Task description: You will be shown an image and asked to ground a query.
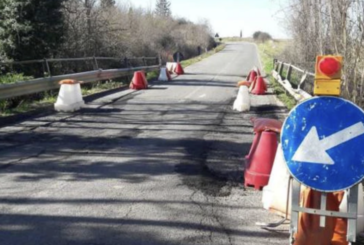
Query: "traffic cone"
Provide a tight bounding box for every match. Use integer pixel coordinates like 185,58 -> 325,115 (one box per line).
158,68 -> 171,81
233,85 -> 250,112
175,62 -> 184,75
247,70 -> 258,83
54,79 -> 84,112
251,76 -> 267,95
244,131 -> 278,190
249,77 -> 257,92
130,71 -> 148,90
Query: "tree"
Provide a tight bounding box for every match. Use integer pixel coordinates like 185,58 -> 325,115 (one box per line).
252,31 -> 271,42
282,0 -> 364,107
0,0 -> 65,62
100,0 -> 115,8
155,0 -> 171,17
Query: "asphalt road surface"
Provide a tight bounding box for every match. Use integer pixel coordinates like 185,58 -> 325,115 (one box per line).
0,42 -> 289,245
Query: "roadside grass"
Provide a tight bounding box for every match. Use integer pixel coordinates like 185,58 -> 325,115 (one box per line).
221,37 -> 254,42
180,44 -> 226,68
146,70 -> 159,80
257,40 -> 297,110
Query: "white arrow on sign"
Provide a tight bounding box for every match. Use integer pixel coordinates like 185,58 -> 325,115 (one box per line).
292,122 -> 364,164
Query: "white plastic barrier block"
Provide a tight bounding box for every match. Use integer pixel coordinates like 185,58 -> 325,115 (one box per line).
158,68 -> 170,81
262,143 -> 291,216
166,62 -> 177,74
233,85 -> 250,112
54,83 -> 85,112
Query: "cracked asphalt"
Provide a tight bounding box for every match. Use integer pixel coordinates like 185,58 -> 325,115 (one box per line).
0,42 -> 290,245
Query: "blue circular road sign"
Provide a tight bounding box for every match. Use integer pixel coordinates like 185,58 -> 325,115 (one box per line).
281,96 -> 364,192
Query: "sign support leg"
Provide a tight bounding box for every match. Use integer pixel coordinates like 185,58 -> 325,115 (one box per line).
347,184 -> 358,242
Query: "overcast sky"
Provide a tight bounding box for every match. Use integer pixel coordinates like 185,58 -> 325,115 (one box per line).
116,0 -> 289,39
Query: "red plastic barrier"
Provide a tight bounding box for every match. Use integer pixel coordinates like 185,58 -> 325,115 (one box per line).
251,118 -> 283,134
244,131 -> 278,190
249,77 -> 257,92
167,70 -> 172,80
130,71 -> 148,90
248,70 -> 257,83
245,132 -> 261,162
251,76 -> 266,95
175,63 -> 184,75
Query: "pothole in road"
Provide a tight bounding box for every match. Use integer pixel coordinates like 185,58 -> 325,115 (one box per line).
175,161 -> 231,197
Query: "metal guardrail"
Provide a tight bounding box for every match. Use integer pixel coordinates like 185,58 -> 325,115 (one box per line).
0,65 -> 160,100
272,59 -> 313,102
0,56 -> 159,77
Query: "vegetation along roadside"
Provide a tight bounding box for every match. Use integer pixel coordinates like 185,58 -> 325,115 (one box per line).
257,40 -> 297,110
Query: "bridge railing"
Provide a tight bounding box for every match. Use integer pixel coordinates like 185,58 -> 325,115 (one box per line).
0,56 -> 161,100
272,59 -> 314,102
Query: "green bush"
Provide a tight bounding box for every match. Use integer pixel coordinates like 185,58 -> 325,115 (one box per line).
0,73 -> 33,84
0,73 -> 34,113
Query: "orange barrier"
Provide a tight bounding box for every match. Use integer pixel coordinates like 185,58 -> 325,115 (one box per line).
237,80 -> 250,87
59,79 -> 79,84
294,187 -> 347,245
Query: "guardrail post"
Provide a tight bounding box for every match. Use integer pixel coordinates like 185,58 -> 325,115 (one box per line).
44,58 -> 51,77
93,57 -> 99,70
278,62 -> 284,76
273,58 -> 277,71
142,57 -> 146,66
124,57 -> 130,83
274,61 -> 279,72
157,56 -> 160,66
287,65 -> 292,80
